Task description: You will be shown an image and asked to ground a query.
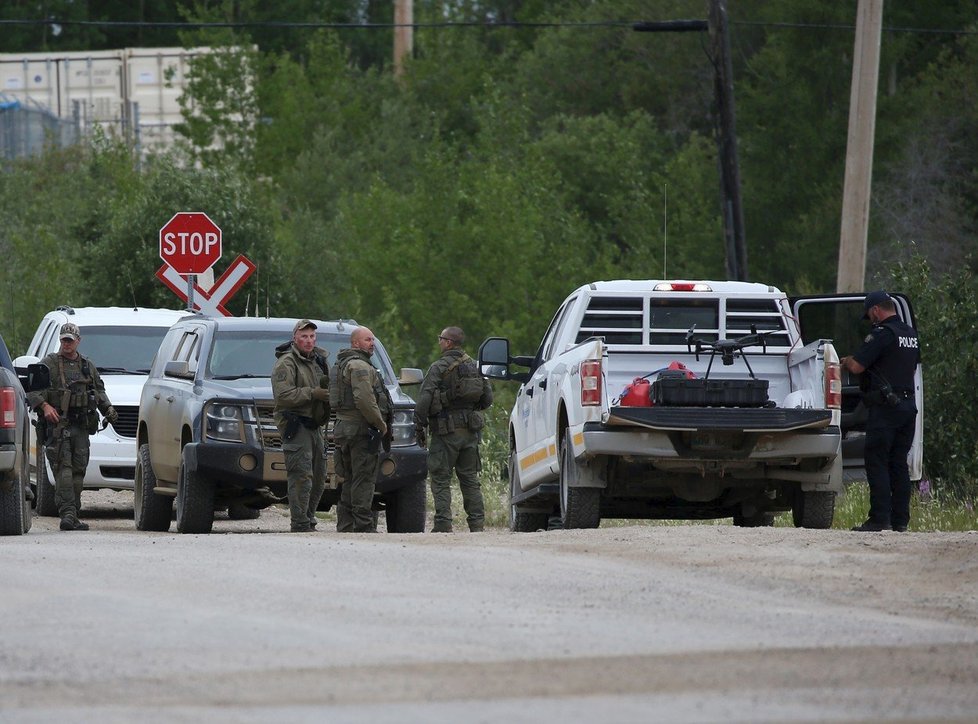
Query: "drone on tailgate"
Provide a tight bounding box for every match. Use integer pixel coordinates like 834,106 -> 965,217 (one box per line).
685,324 -> 778,379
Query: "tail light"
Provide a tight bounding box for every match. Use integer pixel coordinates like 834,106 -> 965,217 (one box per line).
653,282 -> 712,292
825,361 -> 841,410
1,388 -> 15,429
581,360 -> 602,407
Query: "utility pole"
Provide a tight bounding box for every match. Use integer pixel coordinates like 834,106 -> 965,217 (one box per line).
393,0 -> 413,78
709,0 -> 747,281
837,0 -> 883,292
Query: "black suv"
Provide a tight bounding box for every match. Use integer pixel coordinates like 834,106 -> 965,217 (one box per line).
135,316 -> 427,533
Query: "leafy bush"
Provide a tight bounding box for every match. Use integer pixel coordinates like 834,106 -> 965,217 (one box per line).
887,253 -> 978,500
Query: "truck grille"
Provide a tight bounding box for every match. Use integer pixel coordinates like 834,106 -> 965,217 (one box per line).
255,403 -> 336,462
109,405 -> 139,438
256,404 -> 282,449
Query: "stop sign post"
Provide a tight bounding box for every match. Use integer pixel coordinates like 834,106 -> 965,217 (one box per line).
159,212 -> 222,311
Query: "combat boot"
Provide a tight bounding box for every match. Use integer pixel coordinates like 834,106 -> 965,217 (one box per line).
431,522 -> 453,533
468,522 -> 484,532
60,514 -> 89,531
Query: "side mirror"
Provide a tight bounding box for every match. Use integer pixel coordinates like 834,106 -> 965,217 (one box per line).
25,363 -> 50,392
479,338 -> 533,383
398,367 -> 423,386
478,337 -> 510,367
164,360 -> 193,379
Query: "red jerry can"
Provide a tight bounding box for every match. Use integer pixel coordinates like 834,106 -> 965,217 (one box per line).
620,377 -> 652,407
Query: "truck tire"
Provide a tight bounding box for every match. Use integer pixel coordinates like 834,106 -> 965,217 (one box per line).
0,445 -> 30,535
175,449 -> 215,534
34,444 -> 58,517
134,443 -> 172,532
559,431 -> 600,529
792,490 -> 836,529
385,480 -> 426,533
509,450 -> 548,533
227,503 -> 261,520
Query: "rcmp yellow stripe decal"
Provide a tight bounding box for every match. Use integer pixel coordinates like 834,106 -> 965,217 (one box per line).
573,432 -> 584,447
520,448 -> 549,471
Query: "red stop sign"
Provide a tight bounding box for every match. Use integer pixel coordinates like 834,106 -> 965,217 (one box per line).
159,212 -> 223,275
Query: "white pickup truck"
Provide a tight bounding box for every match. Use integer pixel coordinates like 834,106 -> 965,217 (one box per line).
479,280 -> 923,530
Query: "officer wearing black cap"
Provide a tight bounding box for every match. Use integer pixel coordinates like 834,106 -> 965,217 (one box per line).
841,291 -> 921,532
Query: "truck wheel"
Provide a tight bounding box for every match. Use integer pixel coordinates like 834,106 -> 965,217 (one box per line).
34,444 -> 58,517
134,443 -> 172,532
792,490 -> 836,529
175,449 -> 215,534
228,503 -> 261,520
733,509 -> 775,527
385,480 -> 426,533
509,450 -> 548,532
0,446 -> 30,535
559,431 -> 600,529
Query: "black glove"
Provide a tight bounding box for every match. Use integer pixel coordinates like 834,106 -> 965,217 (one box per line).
105,406 -> 119,424
415,425 -> 427,449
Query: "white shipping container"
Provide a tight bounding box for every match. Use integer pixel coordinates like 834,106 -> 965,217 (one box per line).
0,46 -> 226,153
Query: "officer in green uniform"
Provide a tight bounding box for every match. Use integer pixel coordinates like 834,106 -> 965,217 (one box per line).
26,322 -> 118,531
414,326 -> 493,533
329,326 -> 391,533
272,319 -> 331,533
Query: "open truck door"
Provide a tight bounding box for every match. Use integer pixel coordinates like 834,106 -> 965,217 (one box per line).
790,293 -> 923,481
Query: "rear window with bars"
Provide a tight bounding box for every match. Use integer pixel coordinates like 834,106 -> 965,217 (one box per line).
725,298 -> 791,347
576,296 -> 643,345
573,293 -> 793,348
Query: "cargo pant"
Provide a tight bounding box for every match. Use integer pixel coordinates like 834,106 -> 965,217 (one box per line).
282,425 -> 326,532
428,428 -> 484,531
334,420 -> 379,532
45,421 -> 89,520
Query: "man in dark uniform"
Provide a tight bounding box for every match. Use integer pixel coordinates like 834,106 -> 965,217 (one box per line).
414,326 -> 493,533
329,327 -> 391,533
26,322 -> 118,531
841,291 -> 921,532
272,319 -> 330,532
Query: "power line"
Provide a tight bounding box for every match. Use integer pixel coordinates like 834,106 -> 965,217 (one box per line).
0,17 -> 974,36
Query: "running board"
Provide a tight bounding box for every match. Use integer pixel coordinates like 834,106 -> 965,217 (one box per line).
511,482 -> 559,507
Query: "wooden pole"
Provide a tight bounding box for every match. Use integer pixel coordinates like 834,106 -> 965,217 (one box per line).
393,0 -> 413,78
837,0 -> 883,292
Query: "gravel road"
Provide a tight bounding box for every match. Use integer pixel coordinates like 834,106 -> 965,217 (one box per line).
2,492 -> 976,723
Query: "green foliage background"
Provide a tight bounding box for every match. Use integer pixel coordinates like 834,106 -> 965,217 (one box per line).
2,1 -> 977,498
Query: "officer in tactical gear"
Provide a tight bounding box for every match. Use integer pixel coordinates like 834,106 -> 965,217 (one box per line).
329,326 -> 391,533
842,291 -> 921,533
26,322 -> 118,531
414,326 -> 493,533
272,319 -> 331,532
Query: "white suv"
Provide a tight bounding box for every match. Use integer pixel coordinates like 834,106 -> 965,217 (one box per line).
14,306 -> 192,514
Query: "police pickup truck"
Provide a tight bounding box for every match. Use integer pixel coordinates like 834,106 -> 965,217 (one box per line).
480,280 -> 923,530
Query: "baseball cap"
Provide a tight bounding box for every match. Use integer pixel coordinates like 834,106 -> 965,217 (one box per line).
862,290 -> 891,319
59,322 -> 81,341
293,319 -> 317,334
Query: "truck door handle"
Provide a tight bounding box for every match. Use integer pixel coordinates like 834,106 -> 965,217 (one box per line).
525,387 -> 534,398
538,379 -> 548,390
153,394 -> 160,400
166,396 -> 175,403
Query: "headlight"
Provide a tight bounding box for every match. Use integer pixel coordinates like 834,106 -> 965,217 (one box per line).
205,404 -> 255,442
390,409 -> 416,447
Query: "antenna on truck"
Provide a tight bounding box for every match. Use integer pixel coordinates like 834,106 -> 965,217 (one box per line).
663,183 -> 668,278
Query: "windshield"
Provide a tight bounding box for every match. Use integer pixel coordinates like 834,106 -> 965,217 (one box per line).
207,330 -> 395,383
78,326 -> 175,373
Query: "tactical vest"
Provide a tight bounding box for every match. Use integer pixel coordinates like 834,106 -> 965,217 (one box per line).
329,357 -> 355,411
329,353 -> 389,415
871,318 -> 920,391
50,354 -> 94,413
442,353 -> 484,409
